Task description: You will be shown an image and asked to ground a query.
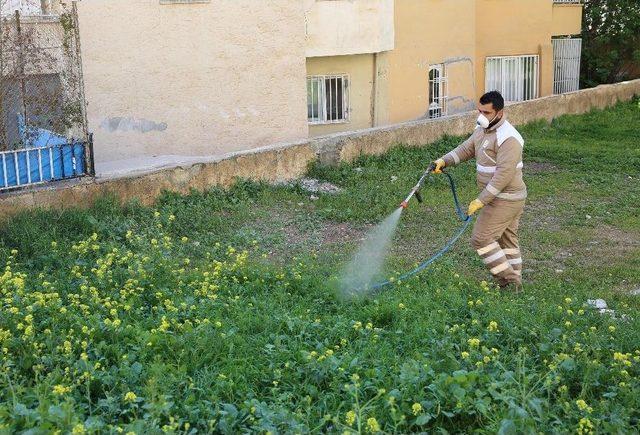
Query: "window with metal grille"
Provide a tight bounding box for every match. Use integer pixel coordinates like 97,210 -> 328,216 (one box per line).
485,55 -> 539,102
553,37 -> 582,94
307,75 -> 349,124
428,64 -> 448,118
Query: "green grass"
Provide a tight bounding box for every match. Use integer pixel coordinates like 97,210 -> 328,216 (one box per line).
0,99 -> 639,434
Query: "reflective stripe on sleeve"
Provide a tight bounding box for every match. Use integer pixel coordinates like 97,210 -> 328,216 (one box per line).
477,164 -> 496,173
486,184 -> 501,196
496,190 -> 527,201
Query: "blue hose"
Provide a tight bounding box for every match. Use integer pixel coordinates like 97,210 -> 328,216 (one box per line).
368,171 -> 472,291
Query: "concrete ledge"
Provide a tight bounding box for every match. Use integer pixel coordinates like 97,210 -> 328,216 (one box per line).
1,79 -> 639,220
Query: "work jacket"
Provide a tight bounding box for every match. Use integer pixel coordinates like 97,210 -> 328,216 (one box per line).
441,116 -> 527,204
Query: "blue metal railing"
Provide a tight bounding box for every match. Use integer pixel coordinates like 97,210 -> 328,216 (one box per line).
0,141 -> 90,191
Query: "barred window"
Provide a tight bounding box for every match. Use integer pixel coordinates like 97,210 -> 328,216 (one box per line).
307,75 -> 350,124
485,55 -> 539,102
428,64 -> 447,119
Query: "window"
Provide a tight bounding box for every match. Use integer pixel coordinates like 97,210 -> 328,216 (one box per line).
307,74 -> 349,124
485,55 -> 539,102
428,64 -> 447,118
552,37 -> 581,94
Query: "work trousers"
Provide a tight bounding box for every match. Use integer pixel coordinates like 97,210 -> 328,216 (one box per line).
470,199 -> 525,286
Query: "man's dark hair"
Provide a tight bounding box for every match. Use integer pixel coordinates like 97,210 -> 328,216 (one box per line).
479,91 -> 505,111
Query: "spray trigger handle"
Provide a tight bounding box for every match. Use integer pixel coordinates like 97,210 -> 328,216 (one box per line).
414,190 -> 423,203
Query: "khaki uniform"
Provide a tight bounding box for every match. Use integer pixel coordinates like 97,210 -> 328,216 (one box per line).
440,117 -> 526,285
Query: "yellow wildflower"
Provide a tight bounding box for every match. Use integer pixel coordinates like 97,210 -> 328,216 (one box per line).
576,399 -> 592,413
123,391 -> 137,403
467,338 -> 480,348
577,417 -> 594,435
412,402 -> 422,415
366,417 -> 380,433
52,384 -> 71,395
345,410 -> 356,426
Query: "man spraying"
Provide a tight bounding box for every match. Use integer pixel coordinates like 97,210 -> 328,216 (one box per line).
433,91 -> 526,292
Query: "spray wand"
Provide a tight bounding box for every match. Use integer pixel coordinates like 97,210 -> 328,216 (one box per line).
355,163 -> 472,293
399,162 -> 436,209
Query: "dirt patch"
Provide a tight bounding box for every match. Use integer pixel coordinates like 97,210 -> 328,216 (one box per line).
321,222 -> 370,245
591,225 -> 640,248
245,206 -> 370,262
524,162 -> 560,174
580,226 -> 640,272
521,198 -> 564,231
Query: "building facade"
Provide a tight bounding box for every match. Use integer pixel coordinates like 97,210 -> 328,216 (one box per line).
1,0 -> 583,179
307,0 -> 583,136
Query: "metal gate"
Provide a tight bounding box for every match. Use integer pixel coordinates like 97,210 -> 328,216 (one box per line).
553,37 -> 582,95
0,2 -> 93,191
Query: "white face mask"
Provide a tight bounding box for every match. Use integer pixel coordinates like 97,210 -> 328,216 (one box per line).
477,113 -> 499,129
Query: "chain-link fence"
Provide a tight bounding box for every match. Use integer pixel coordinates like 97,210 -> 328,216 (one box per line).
0,0 -> 93,190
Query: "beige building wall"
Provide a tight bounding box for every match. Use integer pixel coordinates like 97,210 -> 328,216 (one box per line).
75,0 -> 583,173
552,3 -> 583,36
76,0 -> 308,176
304,0 -> 394,57
306,54 -> 375,137
308,0 -> 583,131
376,0 -> 478,126
475,0 -> 583,100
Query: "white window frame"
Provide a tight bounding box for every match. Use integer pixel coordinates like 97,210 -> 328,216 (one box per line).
428,64 -> 448,119
485,55 -> 539,102
552,37 -> 582,95
307,74 -> 350,125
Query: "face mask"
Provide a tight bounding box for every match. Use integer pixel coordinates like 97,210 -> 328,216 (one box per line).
477,113 -> 499,129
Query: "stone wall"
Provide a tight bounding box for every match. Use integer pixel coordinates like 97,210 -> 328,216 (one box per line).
1,79 -> 638,220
